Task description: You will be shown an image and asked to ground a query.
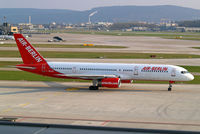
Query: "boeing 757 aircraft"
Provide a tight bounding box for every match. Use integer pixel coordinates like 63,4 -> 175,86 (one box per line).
14,34 -> 194,91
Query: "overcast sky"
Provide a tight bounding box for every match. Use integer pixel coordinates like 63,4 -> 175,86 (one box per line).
1,0 -> 200,11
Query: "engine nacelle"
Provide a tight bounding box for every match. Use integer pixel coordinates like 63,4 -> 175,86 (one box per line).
99,78 -> 121,88
121,80 -> 133,83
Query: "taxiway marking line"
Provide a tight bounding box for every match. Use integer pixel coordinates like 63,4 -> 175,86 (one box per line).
39,98 -> 47,101
101,120 -> 110,126
53,92 -> 62,96
16,118 -> 26,122
65,88 -> 79,91
34,128 -> 47,134
19,103 -> 30,107
2,108 -> 12,113
65,87 -> 86,91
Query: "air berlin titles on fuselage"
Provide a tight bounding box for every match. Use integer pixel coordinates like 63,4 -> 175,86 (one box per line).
142,66 -> 168,72
17,38 -> 43,63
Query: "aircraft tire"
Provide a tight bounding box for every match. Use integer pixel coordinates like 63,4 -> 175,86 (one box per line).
168,88 -> 172,91
89,86 -> 99,90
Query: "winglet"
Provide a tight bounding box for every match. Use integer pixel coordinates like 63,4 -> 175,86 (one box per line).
14,34 -> 46,64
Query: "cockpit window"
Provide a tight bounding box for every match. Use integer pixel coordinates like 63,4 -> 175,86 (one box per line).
181,71 -> 189,74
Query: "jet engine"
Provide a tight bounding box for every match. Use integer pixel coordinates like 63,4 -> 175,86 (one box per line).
99,78 -> 121,88
121,80 -> 133,83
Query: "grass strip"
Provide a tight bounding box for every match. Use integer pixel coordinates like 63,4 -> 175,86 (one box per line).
0,61 -> 22,67
1,50 -> 200,59
0,43 -> 126,49
180,66 -> 200,73
192,47 -> 200,50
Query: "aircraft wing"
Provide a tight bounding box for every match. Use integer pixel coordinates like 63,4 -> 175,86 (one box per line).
57,74 -> 118,80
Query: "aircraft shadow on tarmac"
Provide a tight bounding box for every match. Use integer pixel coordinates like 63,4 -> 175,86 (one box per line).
75,88 -> 167,92
0,82 -> 167,95
42,82 -> 168,92
0,87 -> 65,95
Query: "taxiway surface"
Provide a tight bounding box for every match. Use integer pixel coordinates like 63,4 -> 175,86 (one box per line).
3,33 -> 200,55
1,33 -> 200,132
0,81 -> 200,131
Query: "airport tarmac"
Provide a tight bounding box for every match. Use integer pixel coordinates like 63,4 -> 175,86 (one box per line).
3,33 -> 200,55
0,81 -> 200,131
1,33 -> 200,132
1,57 -> 200,66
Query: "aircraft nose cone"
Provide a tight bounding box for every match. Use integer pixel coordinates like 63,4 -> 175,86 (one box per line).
188,74 -> 194,81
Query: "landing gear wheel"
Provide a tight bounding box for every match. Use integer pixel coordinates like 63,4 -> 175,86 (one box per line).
168,82 -> 173,91
89,86 -> 99,90
89,86 -> 94,90
95,86 -> 99,90
89,80 -> 99,90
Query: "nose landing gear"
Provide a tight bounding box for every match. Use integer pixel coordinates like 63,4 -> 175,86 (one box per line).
168,81 -> 175,91
168,83 -> 172,91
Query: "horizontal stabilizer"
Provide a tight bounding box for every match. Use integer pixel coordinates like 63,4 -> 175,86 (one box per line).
9,65 -> 36,70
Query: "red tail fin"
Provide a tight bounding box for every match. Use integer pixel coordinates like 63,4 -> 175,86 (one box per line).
14,34 -> 46,64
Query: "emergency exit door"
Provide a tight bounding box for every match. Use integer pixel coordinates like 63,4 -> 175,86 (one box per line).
134,66 -> 139,75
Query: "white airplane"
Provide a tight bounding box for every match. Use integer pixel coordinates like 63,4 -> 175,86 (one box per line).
13,34 -> 194,91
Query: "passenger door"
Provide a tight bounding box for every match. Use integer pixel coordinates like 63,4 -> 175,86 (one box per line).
72,67 -> 77,73
171,68 -> 176,77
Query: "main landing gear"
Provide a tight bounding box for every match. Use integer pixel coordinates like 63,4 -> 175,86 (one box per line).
89,86 -> 99,90
168,81 -> 175,91
89,80 -> 99,90
168,83 -> 172,91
